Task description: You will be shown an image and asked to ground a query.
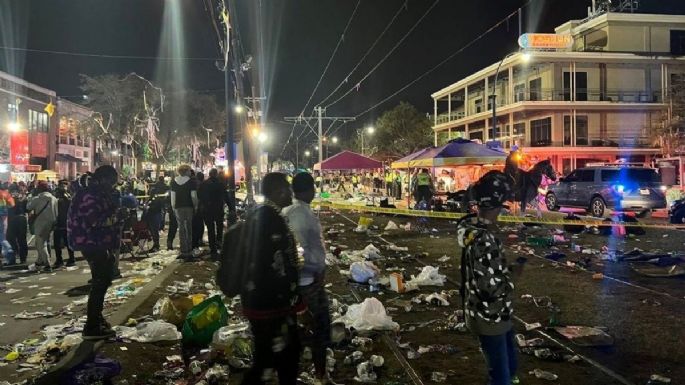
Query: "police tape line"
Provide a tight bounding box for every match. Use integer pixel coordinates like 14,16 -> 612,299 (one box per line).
315,201 -> 685,230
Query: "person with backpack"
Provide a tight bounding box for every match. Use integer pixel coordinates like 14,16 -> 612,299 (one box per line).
217,172 -> 304,385
283,172 -> 330,384
171,165 -> 197,260
27,181 -> 58,272
53,180 -> 75,268
68,165 -> 124,340
198,168 -> 226,257
457,170 -> 521,385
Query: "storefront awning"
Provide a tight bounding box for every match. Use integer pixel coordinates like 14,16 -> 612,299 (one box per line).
55,153 -> 84,163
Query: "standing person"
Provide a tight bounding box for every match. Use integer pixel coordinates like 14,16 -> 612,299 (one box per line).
283,173 -> 330,384
192,171 -> 205,250
68,165 -> 123,340
7,183 -> 28,265
394,171 -> 403,200
199,169 -> 226,257
230,173 -> 303,385
170,165 -> 197,260
27,181 -> 58,272
416,168 -> 434,207
147,177 -> 168,253
385,171 -> 393,197
457,171 -> 519,385
53,180 -> 75,268
0,183 -> 15,265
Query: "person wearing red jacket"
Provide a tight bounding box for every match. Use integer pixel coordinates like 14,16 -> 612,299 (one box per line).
0,183 -> 15,266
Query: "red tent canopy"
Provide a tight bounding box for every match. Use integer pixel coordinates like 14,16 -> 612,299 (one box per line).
314,150 -> 382,171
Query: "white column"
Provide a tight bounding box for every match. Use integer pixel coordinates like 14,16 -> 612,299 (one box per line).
464,86 -> 469,116
485,117 -> 490,142
434,131 -> 438,147
448,93 -> 452,120
484,77 -> 489,110
433,98 -> 438,126
508,65 -> 514,104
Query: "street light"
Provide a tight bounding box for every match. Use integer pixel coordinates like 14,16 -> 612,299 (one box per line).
491,51 -> 530,145
359,126 -> 375,155
7,122 -> 20,132
367,126 -> 375,134
304,150 -> 311,157
234,105 -> 245,114
257,131 -> 268,144
332,136 -> 339,144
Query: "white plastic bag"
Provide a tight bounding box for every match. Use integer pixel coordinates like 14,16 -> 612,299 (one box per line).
335,297 -> 399,331
406,266 -> 446,287
362,244 -> 382,260
350,262 -> 380,284
115,320 -> 181,342
384,221 -> 399,231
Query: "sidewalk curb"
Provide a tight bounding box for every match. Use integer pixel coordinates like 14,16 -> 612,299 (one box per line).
33,259 -> 182,385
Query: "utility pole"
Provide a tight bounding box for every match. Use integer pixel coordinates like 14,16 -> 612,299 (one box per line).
221,4 -> 237,223
284,108 -> 355,193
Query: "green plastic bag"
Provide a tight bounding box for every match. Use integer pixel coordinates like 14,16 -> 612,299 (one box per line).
181,295 -> 229,346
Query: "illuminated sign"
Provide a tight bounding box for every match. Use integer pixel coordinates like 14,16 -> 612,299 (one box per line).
518,33 -> 574,49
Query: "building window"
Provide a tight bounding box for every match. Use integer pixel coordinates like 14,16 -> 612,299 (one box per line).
671,30 -> 685,56
514,84 -> 525,102
83,150 -> 89,159
513,122 -> 525,136
469,130 -> 483,141
8,103 -> 18,121
474,98 -> 483,113
529,78 -> 541,101
28,110 -> 48,132
563,72 -> 588,101
564,116 -> 589,146
530,117 -> 552,147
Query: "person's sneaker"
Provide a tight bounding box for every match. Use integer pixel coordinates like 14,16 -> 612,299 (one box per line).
149,245 -> 160,253
112,272 -> 123,280
167,244 -> 174,251
82,325 -> 116,341
52,261 -> 64,269
66,261 -> 76,267
42,265 -> 52,273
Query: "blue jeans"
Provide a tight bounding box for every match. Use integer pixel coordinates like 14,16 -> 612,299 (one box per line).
478,329 -> 518,385
0,216 -> 15,264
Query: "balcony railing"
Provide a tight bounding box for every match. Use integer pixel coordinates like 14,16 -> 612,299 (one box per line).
517,136 -> 654,148
436,88 -> 665,125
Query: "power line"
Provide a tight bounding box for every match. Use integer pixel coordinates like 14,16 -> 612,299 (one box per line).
324,0 -> 440,110
0,45 -> 220,61
297,0 -> 362,117
315,0 -> 407,108
352,1 -> 533,120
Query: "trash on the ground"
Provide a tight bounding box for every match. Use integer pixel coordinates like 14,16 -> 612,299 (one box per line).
355,217 -> 373,233
424,292 -> 450,307
354,361 -> 377,383
205,364 -> 230,383
386,244 -> 409,252
62,354 -> 122,385
405,266 -> 446,289
14,310 -> 56,319
384,221 -> 399,231
350,261 -> 380,284
417,344 -> 458,355
344,351 -> 365,365
182,295 -> 229,346
389,273 -> 405,293
370,355 -> 384,367
525,322 -> 542,331
335,297 -> 399,331
189,360 -> 202,375
592,273 -> 604,280
530,368 -> 558,381
431,372 -> 448,382
115,320 -> 181,343
400,222 -> 412,231
630,263 -> 685,278
553,326 -> 614,347
437,255 -> 451,263
649,374 -> 672,384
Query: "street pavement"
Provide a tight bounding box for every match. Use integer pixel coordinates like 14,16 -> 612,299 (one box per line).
0,232 -> 179,382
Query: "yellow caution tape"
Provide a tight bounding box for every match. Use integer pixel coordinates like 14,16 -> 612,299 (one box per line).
315,200 -> 684,230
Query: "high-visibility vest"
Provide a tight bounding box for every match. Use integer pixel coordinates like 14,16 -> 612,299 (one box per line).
385,173 -> 393,183
417,173 -> 431,186
351,176 -> 358,184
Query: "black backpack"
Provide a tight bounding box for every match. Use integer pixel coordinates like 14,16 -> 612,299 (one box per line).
216,220 -> 248,297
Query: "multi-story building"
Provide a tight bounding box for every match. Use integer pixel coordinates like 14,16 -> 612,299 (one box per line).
0,70 -> 57,179
56,98 -> 96,179
431,11 -> 685,175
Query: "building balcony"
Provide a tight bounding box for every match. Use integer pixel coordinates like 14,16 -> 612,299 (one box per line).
518,136 -> 654,149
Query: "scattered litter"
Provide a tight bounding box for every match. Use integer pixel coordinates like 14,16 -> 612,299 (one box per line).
649,374 -> 672,384
63,355 -> 121,385
388,273 -> 405,293
386,244 -> 408,252
530,368 -> 558,381
438,255 -> 451,263
592,273 -> 604,280
335,297 -> 399,331
14,311 -> 56,320
355,217 -> 373,233
553,326 -> 614,347
525,322 -> 542,331
384,221 -> 399,231
405,266 -> 446,289
115,320 -> 181,342
354,361 -> 377,382
431,372 -> 448,382
182,295 -> 229,347
350,261 -> 380,284
424,292 -> 450,307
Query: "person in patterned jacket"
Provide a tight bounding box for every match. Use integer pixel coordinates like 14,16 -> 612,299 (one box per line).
457,170 -> 521,385
68,166 -> 124,340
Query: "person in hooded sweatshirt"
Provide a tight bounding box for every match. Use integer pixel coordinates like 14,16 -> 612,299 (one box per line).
170,164 -> 198,260
27,181 -> 58,272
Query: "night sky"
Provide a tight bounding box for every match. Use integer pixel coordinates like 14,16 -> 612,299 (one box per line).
2,0 -> 685,153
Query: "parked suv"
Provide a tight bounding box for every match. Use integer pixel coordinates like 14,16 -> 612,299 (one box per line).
545,165 -> 667,217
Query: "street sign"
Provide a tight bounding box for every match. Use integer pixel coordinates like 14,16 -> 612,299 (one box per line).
518,33 -> 573,49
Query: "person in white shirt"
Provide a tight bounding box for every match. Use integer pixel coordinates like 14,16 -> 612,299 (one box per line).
283,172 -> 330,384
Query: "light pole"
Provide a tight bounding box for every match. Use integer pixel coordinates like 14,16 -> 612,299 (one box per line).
359,126 -> 375,155
491,52 -> 530,145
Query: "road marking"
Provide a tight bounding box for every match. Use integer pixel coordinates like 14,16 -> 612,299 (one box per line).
330,209 -> 635,385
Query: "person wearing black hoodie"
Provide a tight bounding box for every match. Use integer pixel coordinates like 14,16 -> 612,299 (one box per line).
198,168 -> 226,256
53,180 -> 75,268
192,171 -> 205,250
